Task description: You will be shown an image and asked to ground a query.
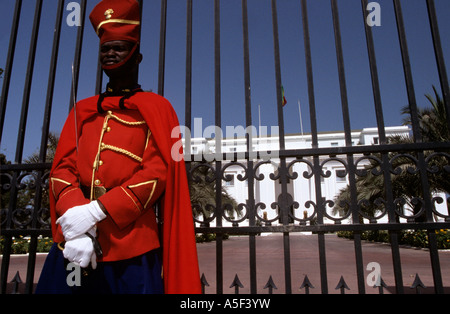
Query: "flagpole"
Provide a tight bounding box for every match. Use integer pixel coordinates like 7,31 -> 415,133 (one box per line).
298,99 -> 304,138
258,103 -> 262,139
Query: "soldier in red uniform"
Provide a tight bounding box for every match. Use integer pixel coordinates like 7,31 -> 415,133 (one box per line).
36,0 -> 201,294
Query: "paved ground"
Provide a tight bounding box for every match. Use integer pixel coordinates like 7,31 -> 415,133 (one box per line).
2,233 -> 450,294
197,233 -> 450,294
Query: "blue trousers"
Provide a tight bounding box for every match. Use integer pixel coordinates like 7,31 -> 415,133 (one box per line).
35,243 -> 164,294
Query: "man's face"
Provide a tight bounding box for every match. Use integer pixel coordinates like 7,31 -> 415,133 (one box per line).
100,40 -> 134,68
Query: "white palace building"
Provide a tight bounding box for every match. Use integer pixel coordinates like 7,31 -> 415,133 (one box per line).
183,126 -> 449,227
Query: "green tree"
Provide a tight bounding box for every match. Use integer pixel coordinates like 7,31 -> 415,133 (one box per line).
402,86 -> 449,142
23,132 -> 59,164
1,133 -> 59,229
188,162 -> 241,223
333,87 -> 449,221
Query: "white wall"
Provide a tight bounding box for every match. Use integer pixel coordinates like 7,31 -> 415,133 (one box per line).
187,126 -> 449,227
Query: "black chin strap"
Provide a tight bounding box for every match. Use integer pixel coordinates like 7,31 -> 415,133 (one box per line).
97,84 -> 143,113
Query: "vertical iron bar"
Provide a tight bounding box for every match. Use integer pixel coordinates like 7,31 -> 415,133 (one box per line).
300,0 -> 328,294
0,236 -> 13,294
39,0 -> 64,163
271,0 -> 291,294
69,0 -> 87,111
361,0 -> 404,294
157,0 -> 167,96
185,0 -> 193,168
270,0 -> 285,151
394,0 -> 443,294
418,152 -> 444,292
24,0 -> 65,295
184,1 -> 196,291
242,0 -> 252,142
241,0 -> 257,294
25,236 -> 38,294
1,0 -> 36,295
426,0 -> 450,133
215,0 -> 221,130
300,0 -> 318,149
184,0 -> 193,219
427,230 -> 444,293
0,0 -> 22,142
184,0 -> 193,253
360,0 -> 386,143
330,0 -> 365,294
330,0 -> 351,142
185,0 -> 193,132
14,0 -> 43,164
392,0 -> 422,143
214,0 -> 223,294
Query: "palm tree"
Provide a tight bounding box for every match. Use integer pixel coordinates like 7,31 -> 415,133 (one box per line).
188,162 -> 241,223
401,86 -> 449,142
333,87 -> 449,222
23,132 -> 59,164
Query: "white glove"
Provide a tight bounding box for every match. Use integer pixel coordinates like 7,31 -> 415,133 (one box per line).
63,228 -> 98,269
56,201 -> 107,241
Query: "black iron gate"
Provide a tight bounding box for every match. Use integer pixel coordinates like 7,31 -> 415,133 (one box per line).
1,0 -> 450,294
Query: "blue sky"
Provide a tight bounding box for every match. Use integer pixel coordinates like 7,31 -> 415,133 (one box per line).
1,0 -> 450,161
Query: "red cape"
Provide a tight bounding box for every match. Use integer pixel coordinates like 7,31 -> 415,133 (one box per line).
49,92 -> 201,294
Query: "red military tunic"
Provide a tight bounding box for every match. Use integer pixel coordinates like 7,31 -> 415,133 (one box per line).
49,91 -> 201,294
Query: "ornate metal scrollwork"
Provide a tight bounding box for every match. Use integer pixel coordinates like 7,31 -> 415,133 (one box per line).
390,153 -> 420,175
223,203 -> 248,227
192,203 -> 217,227
357,198 -> 388,223
253,160 -> 273,181
286,158 -> 314,180
425,152 -> 450,174
188,162 -> 218,227
394,197 -> 425,222
431,196 -> 450,222
354,155 -> 383,177
322,199 -> 351,224
1,169 -> 51,230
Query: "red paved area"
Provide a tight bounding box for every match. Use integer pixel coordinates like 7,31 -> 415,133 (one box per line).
196,233 -> 450,294
2,233 -> 450,294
